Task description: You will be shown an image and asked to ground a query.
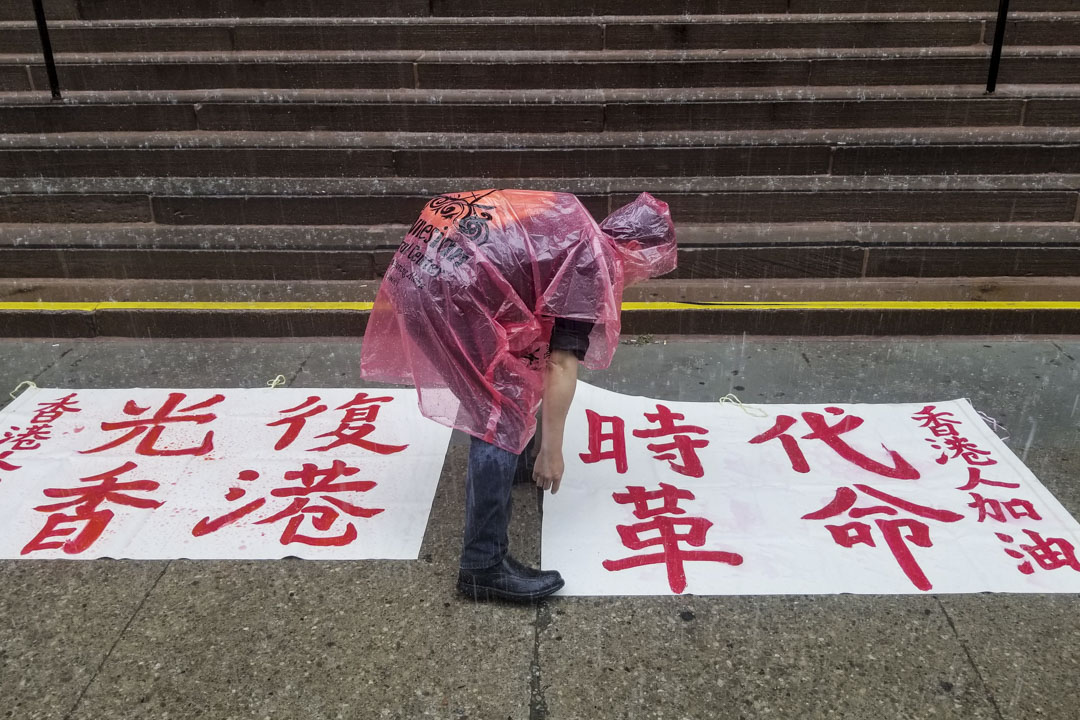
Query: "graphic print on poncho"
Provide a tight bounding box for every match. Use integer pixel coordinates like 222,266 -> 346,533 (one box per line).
393,191 -> 497,285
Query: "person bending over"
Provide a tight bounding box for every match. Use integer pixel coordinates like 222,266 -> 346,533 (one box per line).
361,189 -> 677,602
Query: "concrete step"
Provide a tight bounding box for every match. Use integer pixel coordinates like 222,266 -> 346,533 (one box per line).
7,221 -> 1079,251
2,128 -> 1078,177
3,276 -> 1078,338
3,219 -> 1080,281
4,47 -> 1079,92
4,0 -> 1076,22
4,86 -> 1079,133
10,276 -> 1080,304
1,175 -> 1076,225
8,14 -> 1079,53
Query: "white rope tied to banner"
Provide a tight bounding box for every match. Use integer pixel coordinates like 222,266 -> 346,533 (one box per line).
9,380 -> 38,400
976,409 -> 1011,441
266,375 -> 287,389
718,393 -> 768,418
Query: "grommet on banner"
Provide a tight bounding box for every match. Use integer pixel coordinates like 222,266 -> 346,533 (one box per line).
266,375 -> 287,389
718,393 -> 768,418
9,380 -> 38,400
976,409 -> 1011,441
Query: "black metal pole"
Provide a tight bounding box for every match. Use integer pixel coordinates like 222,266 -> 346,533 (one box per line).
31,0 -> 62,99
986,0 -> 1011,93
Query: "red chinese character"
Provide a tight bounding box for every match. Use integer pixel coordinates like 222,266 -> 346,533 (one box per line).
30,393 -> 81,425
21,461 -> 163,555
0,424 -> 53,451
81,392 -> 225,457
0,450 -> 20,472
803,484 -> 963,591
967,493 -> 1042,523
193,460 -> 383,546
998,530 -> 1080,575
632,404 -> 709,478
578,409 -> 628,473
602,484 -> 743,594
267,396 -> 328,451
257,460 -> 383,546
192,469 -> 266,537
956,466 -> 1019,492
612,482 -> 694,519
930,435 -> 996,467
307,393 -> 407,455
911,405 -> 961,437
750,408 -> 920,480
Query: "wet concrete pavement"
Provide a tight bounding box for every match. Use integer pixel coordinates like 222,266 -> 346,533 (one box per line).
0,335 -> 1077,720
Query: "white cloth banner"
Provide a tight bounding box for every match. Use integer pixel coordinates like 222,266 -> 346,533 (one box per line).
0,387 -> 451,560
543,383 -> 1080,596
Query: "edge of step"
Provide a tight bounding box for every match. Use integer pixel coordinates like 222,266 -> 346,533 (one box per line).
6,276 -> 1080,303
5,45 -> 1080,64
5,0 -> 1078,21
5,12 -> 1076,28
3,222 -> 1079,251
3,175 -> 1077,195
4,127 -> 1080,148
4,85 -> 1080,104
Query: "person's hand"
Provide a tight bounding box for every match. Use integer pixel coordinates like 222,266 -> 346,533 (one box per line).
533,446 -> 565,494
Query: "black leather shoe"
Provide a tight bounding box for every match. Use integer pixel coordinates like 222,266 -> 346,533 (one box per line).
504,554 -> 551,578
457,556 -> 564,602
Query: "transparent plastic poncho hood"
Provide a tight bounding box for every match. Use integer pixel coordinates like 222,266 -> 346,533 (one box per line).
360,189 -> 677,453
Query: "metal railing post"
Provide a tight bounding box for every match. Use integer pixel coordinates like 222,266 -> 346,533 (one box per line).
31,0 -> 62,99
986,0 -> 1011,93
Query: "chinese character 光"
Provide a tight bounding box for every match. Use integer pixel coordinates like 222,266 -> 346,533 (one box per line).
81,392 -> 225,457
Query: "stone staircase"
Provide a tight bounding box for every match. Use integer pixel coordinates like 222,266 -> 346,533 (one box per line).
1,0 -> 1078,337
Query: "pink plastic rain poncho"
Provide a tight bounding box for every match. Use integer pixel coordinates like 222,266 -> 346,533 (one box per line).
360,189 -> 677,453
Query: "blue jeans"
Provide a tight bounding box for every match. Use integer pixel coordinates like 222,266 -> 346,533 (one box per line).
460,435 -> 533,570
